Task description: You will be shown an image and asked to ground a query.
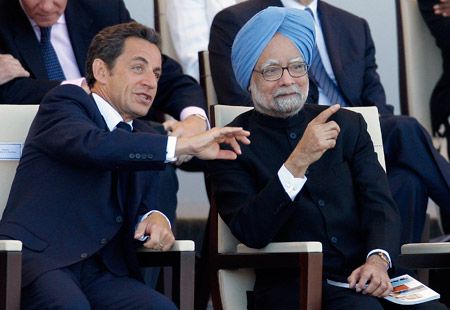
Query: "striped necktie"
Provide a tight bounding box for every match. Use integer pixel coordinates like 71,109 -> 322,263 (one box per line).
305,8 -> 346,106
39,27 -> 66,80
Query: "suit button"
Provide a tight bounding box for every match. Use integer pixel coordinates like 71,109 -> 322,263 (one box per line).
331,236 -> 338,244
289,132 -> 297,139
81,253 -> 88,258
141,154 -> 147,159
147,154 -> 153,159
135,153 -> 141,159
100,238 -> 108,244
129,153 -> 135,159
318,200 -> 325,207
116,216 -> 123,223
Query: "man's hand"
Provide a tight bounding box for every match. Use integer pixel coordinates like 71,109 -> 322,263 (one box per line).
134,212 -> 175,251
176,127 -> 250,160
434,0 -> 450,17
348,255 -> 392,297
163,114 -> 208,138
0,54 -> 30,85
164,114 -> 208,164
285,104 -> 340,177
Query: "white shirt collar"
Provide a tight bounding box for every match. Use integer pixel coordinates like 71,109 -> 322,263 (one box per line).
280,0 -> 318,22
92,93 -> 133,132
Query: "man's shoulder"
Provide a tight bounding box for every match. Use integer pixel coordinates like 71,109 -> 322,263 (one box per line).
40,85 -> 93,112
319,1 -> 367,24
214,0 -> 282,26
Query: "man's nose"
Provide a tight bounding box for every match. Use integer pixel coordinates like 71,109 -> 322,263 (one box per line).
142,72 -> 158,88
278,68 -> 296,86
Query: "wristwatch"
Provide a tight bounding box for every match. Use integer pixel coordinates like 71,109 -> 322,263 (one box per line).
373,252 -> 390,269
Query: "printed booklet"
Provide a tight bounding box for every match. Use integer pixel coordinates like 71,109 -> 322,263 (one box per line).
327,274 -> 440,305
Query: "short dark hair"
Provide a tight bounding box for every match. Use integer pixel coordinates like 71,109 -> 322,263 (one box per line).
85,22 -> 161,88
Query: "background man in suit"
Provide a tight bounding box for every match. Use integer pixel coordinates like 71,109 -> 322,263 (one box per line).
0,53 -> 29,85
0,21 -> 250,309
418,0 -> 450,158
208,8 -> 447,309
209,0 -> 450,244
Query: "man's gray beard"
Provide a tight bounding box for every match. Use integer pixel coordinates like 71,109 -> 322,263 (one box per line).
250,79 -> 306,118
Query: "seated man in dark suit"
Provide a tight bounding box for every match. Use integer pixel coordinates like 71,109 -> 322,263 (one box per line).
209,0 -> 450,244
0,0 -> 211,288
0,22 -> 250,309
208,7 -> 448,310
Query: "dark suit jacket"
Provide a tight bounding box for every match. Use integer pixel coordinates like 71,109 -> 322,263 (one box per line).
208,105 -> 401,306
0,85 -> 168,287
0,0 -> 206,120
209,0 -> 393,115
418,0 -> 450,133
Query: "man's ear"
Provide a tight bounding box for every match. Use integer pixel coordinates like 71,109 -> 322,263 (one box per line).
92,59 -> 108,85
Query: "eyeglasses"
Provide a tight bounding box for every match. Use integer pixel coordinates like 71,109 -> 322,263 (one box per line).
253,62 -> 309,81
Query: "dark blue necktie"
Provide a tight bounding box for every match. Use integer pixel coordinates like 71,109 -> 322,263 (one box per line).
39,27 -> 66,81
116,121 -> 132,132
304,8 -> 346,106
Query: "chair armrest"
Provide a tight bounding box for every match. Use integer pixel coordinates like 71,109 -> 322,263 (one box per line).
401,242 -> 450,254
237,241 -> 322,254
399,242 -> 450,269
0,240 -> 22,251
136,240 -> 195,253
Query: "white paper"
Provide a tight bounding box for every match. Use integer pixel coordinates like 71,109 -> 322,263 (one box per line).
0,143 -> 23,160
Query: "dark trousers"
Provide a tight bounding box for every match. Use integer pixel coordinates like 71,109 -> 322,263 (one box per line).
380,114 -> 450,243
251,279 -> 448,310
21,255 -> 177,310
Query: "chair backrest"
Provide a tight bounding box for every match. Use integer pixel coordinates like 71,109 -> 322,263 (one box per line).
0,105 -> 39,219
397,0 -> 442,133
211,104 -> 385,255
199,50 -> 218,119
153,0 -> 180,62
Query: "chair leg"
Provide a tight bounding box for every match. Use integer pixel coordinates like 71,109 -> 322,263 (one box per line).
0,251 -> 22,310
299,253 -> 322,310
172,252 -> 195,310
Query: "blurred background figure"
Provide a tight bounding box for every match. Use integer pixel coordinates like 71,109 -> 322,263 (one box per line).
166,0 -> 236,81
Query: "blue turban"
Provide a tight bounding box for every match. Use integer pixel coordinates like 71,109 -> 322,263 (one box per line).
231,6 -> 316,93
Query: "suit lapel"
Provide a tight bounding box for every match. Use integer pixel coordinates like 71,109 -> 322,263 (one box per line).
318,1 -> 343,85
8,1 -> 49,79
65,1 -> 95,76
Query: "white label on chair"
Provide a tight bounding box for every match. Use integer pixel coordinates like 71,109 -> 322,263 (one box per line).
0,143 -> 23,160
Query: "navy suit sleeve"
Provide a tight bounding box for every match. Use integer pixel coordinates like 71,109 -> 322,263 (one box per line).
0,76 -> 60,104
145,55 -> 207,120
209,8 -> 253,107
28,85 -> 168,170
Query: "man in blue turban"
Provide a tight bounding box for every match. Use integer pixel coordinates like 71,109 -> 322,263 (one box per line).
209,7 -> 448,310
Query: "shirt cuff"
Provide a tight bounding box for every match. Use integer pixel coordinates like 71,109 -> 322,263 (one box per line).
180,107 -> 210,130
165,136 -> 177,162
278,164 -> 307,201
135,210 -> 172,242
61,77 -> 86,87
367,249 -> 392,269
